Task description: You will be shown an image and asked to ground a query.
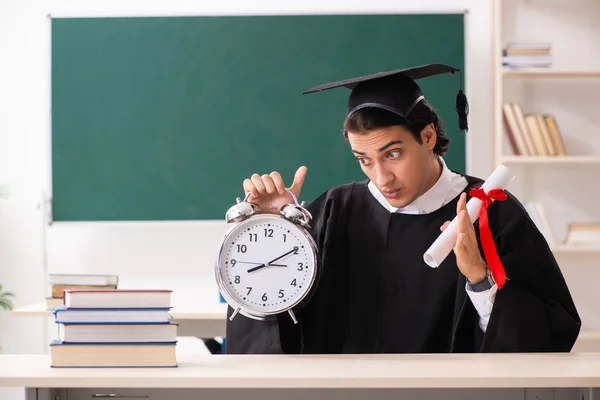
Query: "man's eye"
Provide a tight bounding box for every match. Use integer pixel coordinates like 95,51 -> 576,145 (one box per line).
388,150 -> 402,159
357,158 -> 371,166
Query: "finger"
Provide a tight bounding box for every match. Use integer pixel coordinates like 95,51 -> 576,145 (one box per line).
251,173 -> 267,195
454,232 -> 466,254
461,209 -> 477,242
289,166 -> 307,197
457,192 -> 467,215
269,171 -> 286,194
261,174 -> 277,194
243,178 -> 259,198
457,209 -> 466,235
440,221 -> 450,231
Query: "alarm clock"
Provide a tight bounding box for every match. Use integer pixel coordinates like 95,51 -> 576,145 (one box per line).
215,190 -> 318,324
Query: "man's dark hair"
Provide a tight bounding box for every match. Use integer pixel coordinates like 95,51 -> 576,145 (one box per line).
342,100 -> 451,156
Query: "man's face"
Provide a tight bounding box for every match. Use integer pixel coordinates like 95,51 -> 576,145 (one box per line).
347,124 -> 438,208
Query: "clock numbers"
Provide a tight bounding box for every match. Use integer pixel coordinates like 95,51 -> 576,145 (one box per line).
221,219 -> 314,314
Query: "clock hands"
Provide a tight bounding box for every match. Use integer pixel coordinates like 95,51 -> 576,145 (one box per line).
234,261 -> 287,267
237,261 -> 287,268
247,247 -> 299,273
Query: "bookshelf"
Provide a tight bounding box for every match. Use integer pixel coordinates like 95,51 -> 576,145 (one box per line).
492,0 -> 600,340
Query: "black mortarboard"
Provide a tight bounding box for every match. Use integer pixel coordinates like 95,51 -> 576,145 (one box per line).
302,63 -> 469,134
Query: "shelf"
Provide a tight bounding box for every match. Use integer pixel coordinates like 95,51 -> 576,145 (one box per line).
551,246 -> 600,254
503,68 -> 600,78
500,156 -> 600,164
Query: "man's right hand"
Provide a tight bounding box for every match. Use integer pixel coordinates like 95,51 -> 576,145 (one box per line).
242,166 -> 307,214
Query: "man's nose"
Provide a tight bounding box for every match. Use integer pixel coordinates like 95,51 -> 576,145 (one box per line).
375,163 -> 394,187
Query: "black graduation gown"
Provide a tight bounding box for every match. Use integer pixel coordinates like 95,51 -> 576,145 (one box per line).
225,174 -> 581,354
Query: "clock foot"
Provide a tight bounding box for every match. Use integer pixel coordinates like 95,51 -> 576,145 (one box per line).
229,307 -> 241,321
288,309 -> 298,324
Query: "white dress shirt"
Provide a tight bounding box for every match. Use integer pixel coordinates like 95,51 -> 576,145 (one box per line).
367,157 -> 496,333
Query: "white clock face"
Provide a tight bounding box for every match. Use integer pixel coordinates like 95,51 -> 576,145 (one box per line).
217,214 -> 317,315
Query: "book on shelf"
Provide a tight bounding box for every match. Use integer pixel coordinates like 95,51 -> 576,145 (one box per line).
50,288 -> 178,368
45,273 -> 119,310
523,201 -> 555,248
45,297 -> 64,310
503,42 -> 552,68
564,223 -> 600,247
48,273 -> 119,287
502,102 -> 567,156
50,284 -> 117,299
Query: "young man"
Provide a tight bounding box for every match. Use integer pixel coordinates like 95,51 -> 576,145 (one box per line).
225,64 -> 581,354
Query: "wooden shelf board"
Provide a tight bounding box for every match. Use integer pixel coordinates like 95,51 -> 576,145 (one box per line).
500,156 -> 600,164
551,246 -> 600,254
503,68 -> 600,78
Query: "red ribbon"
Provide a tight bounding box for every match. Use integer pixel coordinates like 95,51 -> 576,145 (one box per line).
468,187 -> 508,289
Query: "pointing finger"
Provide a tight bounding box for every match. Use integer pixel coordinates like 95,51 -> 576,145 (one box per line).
457,192 -> 467,215
289,166 -> 307,198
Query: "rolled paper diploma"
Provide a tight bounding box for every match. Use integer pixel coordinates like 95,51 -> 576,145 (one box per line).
423,165 -> 515,268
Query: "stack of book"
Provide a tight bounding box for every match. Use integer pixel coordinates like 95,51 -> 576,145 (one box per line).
45,273 -> 119,310
503,42 -> 552,68
50,289 -> 178,368
502,103 -> 566,156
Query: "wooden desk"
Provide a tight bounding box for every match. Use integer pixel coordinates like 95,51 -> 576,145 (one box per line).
0,351 -> 599,400
12,301 -> 228,338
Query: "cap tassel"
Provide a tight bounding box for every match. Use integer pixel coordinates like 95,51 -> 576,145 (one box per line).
455,69 -> 469,134
456,89 -> 469,134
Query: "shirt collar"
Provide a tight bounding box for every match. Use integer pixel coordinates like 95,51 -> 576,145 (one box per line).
367,157 -> 453,214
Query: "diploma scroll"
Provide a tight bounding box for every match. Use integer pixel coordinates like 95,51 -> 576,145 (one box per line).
423,165 -> 515,268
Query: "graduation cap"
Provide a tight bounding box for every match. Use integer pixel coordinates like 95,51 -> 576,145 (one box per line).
302,63 -> 469,134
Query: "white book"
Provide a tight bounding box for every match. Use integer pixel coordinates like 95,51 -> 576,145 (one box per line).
64,289 -> 172,309
58,322 -> 178,343
48,274 -> 118,286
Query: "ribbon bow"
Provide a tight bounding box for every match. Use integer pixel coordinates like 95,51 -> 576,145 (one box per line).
468,186 -> 508,289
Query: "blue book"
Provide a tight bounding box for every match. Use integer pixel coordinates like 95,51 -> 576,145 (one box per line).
54,306 -> 172,324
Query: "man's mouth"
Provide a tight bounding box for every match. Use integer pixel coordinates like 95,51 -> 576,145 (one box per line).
382,188 -> 400,199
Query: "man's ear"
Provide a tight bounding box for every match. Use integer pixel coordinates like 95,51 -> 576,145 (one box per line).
420,123 -> 437,151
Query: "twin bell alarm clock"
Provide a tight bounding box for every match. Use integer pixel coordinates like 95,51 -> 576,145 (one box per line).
215,189 -> 318,324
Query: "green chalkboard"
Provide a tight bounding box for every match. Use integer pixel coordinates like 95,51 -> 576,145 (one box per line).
51,14 -> 465,221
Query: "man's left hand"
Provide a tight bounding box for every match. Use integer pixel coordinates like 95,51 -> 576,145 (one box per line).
440,192 -> 488,283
